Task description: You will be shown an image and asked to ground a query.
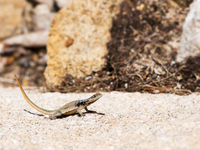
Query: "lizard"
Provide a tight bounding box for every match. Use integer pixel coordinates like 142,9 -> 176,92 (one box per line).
15,75 -> 103,119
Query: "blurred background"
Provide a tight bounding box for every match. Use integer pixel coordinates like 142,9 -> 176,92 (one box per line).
0,0 -> 68,86
1,0 -> 199,94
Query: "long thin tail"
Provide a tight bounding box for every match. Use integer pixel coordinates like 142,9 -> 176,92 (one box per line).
15,75 -> 55,115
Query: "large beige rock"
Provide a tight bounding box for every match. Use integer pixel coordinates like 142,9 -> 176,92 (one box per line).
44,0 -> 122,88
0,0 -> 25,40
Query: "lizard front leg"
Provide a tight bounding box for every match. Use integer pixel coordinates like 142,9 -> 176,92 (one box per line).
85,107 -> 96,113
77,108 -> 84,116
85,107 -> 90,112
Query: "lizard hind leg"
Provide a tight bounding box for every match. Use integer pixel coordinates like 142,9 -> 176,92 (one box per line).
49,111 -> 62,120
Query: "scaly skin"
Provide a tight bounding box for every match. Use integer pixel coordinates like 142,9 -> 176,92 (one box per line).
15,75 -> 102,119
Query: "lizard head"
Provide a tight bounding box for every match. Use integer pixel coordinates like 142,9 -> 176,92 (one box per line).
86,93 -> 103,105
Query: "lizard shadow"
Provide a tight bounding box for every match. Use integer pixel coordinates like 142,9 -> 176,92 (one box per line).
24,109 -> 105,119
57,110 -> 105,119
84,110 -> 105,115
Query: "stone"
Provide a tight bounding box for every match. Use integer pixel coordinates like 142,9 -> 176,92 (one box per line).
55,0 -> 71,8
0,0 -> 25,40
34,0 -> 54,10
44,0 -> 122,88
33,4 -> 55,31
177,0 -> 200,62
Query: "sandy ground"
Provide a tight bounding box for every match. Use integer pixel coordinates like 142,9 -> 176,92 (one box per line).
0,86 -> 200,150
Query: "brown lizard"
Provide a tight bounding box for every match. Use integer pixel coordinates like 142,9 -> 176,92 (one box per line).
15,75 -> 103,119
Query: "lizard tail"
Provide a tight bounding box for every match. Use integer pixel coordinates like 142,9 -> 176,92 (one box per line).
15,75 -> 55,115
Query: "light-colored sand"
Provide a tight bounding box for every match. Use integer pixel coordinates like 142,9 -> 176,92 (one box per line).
0,86 -> 200,150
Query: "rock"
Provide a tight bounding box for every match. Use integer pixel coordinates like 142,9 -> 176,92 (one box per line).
33,4 -> 55,31
34,0 -> 54,10
177,0 -> 200,62
3,31 -> 48,47
0,0 -> 25,40
44,0 -> 122,88
55,0 -> 71,8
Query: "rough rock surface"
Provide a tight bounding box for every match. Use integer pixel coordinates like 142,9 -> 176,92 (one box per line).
178,0 -> 200,62
0,86 -> 200,150
44,0 -> 122,88
0,0 -> 25,40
